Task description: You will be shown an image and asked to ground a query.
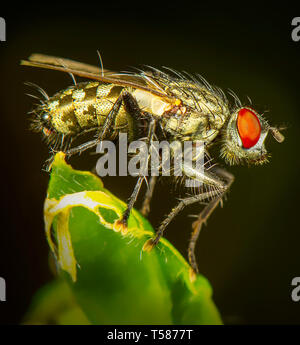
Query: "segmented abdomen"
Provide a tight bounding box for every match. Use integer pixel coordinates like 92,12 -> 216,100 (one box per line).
43,81 -> 127,137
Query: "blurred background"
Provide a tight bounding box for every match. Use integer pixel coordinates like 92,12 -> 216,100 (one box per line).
0,5 -> 299,324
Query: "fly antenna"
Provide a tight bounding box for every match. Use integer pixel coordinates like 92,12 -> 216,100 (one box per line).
269,126 -> 285,143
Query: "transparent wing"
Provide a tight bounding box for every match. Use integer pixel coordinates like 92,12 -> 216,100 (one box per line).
21,54 -> 171,99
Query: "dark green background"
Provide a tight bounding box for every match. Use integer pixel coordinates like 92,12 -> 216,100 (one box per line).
0,5 -> 299,324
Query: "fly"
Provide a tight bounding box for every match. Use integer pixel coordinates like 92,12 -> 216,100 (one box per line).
21,53 -> 285,277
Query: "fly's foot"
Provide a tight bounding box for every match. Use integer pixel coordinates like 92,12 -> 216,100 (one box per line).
113,217 -> 128,235
142,237 -> 159,252
189,267 -> 197,283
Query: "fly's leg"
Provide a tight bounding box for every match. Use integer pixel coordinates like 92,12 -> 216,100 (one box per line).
140,175 -> 158,217
143,161 -> 227,248
114,176 -> 145,234
62,138 -> 100,156
188,167 -> 234,275
143,187 -> 223,250
143,165 -> 234,276
113,118 -> 157,233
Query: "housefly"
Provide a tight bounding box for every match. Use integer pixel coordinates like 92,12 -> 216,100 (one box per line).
21,54 -> 285,275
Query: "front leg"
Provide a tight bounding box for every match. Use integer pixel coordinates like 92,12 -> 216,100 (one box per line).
143,165 -> 234,276
188,167 -> 234,275
143,180 -> 225,250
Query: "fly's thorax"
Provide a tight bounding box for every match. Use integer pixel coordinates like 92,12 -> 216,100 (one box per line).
161,91 -> 229,142
162,108 -> 228,142
220,107 -> 270,165
158,80 -> 229,142
131,89 -> 176,117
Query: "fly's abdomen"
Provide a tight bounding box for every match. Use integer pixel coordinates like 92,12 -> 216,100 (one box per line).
41,81 -> 128,138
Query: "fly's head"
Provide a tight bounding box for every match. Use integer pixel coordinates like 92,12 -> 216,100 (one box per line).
220,107 -> 285,165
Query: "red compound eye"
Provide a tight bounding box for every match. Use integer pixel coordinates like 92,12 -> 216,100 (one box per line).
237,108 -> 261,149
